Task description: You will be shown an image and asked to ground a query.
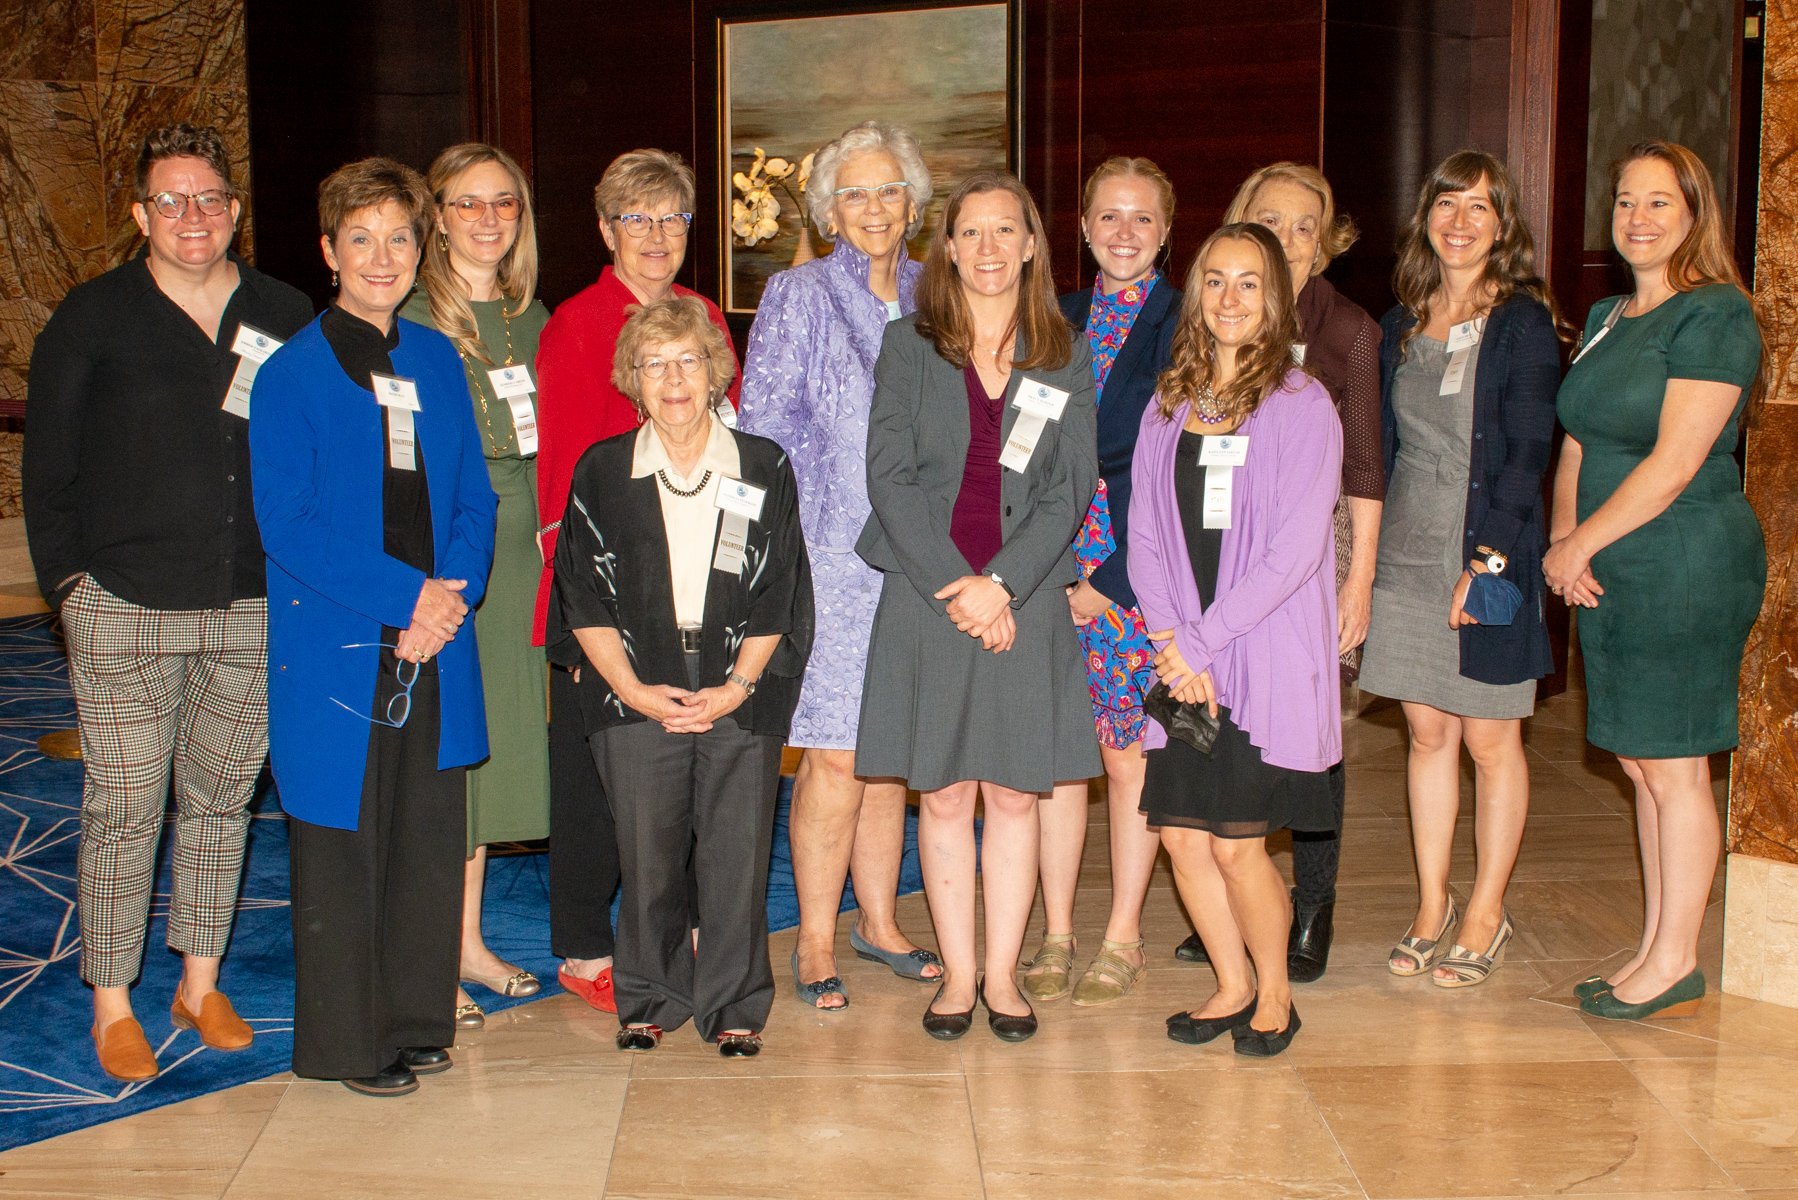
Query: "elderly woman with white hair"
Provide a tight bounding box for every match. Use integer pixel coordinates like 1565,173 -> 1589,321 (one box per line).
740,120 -> 941,1011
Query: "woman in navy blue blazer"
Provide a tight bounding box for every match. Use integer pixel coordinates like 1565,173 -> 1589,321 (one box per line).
1024,158 -> 1181,1008
251,158 -> 497,1097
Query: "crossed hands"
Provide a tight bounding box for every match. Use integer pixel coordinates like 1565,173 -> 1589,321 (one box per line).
1146,629 -> 1219,717
396,578 -> 469,662
622,682 -> 746,735
936,574 -> 1016,653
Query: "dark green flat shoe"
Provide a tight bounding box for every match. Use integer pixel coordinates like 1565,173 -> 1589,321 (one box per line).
1580,969 -> 1704,1021
1573,975 -> 1612,1003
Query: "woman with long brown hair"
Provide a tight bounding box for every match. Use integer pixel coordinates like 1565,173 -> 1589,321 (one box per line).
1548,140 -> 1765,1020
401,142 -> 550,1029
1128,222 -> 1343,1057
1359,151 -> 1561,990
855,171 -> 1098,1042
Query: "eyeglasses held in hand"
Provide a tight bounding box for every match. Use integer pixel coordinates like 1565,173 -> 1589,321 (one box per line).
143,189 -> 233,219
634,353 -> 710,380
832,182 -> 910,208
613,212 -> 693,238
447,196 -> 522,222
328,643 -> 420,728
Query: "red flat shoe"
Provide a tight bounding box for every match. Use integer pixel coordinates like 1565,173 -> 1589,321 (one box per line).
559,965 -> 617,1014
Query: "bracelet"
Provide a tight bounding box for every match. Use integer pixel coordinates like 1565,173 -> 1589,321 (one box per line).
538,519 -> 562,536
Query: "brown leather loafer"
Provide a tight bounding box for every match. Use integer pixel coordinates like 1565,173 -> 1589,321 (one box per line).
170,991 -> 253,1051
93,1016 -> 160,1081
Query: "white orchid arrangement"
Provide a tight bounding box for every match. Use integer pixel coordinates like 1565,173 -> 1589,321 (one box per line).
731,147 -> 815,247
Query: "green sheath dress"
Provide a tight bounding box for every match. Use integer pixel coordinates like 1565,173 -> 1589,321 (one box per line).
1555,284 -> 1765,757
401,291 -> 552,848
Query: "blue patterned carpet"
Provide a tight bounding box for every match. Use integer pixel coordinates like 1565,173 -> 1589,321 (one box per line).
0,613 -> 921,1150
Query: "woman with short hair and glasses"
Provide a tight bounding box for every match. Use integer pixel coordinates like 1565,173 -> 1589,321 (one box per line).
533,149 -> 741,1014
739,120 -> 941,1012
401,143 -> 551,1030
550,295 -> 811,1058
250,157 -> 497,1097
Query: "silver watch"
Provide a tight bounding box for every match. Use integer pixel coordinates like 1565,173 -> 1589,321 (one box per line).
726,670 -> 757,696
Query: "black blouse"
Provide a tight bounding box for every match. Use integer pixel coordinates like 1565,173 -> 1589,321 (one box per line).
548,427 -> 814,737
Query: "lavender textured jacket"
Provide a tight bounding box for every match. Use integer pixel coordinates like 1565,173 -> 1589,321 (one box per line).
1127,371 -> 1344,771
739,239 -> 923,747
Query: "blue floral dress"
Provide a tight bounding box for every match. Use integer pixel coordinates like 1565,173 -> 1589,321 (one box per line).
1075,273 -> 1157,749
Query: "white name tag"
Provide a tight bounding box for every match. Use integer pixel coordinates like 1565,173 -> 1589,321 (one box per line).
1013,377 -> 1070,422
505,395 -> 539,455
1446,318 -> 1485,353
487,363 -> 534,398
713,510 -> 750,574
1202,465 -> 1234,529
1199,434 -> 1250,468
719,404 -> 739,429
999,410 -> 1049,473
223,323 -> 284,418
489,363 -> 539,455
372,373 -> 421,411
387,406 -> 417,471
1292,342 -> 1307,366
1439,347 -> 1472,396
713,476 -> 765,522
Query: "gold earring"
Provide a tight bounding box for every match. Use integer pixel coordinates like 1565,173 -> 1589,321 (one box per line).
331,270 -> 338,289
438,231 -> 450,253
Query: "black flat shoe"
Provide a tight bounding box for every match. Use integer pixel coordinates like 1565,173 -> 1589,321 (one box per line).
979,979 -> 1038,1043
921,983 -> 976,1041
1174,932 -> 1210,964
717,1032 -> 763,1058
1288,890 -> 1335,984
1232,1004 -> 1302,1058
1166,995 -> 1258,1045
615,1024 -> 663,1052
341,1058 -> 418,1097
397,1045 -> 451,1075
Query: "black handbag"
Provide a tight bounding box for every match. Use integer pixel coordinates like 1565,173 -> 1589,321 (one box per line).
1143,682 -> 1221,754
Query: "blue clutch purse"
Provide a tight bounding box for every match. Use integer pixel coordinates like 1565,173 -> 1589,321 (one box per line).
1462,571 -> 1523,626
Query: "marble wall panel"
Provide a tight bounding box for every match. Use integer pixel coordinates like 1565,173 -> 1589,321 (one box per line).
0,0 -> 96,83
96,0 -> 245,90
1730,0 -> 1798,867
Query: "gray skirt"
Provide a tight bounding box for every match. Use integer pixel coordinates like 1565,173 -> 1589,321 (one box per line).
854,571 -> 1102,793
1359,587 -> 1536,720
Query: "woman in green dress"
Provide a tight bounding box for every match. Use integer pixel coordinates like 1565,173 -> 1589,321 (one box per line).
403,143 -> 552,1027
1547,139 -> 1766,1022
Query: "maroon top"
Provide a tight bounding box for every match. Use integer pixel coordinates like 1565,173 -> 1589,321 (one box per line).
949,362 -> 1005,573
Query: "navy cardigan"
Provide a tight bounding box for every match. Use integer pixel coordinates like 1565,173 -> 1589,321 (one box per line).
1059,278 -> 1182,611
1378,294 -> 1561,685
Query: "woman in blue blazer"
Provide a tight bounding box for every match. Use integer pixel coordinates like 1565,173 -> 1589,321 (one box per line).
250,159 -> 497,1097
1024,158 -> 1180,1009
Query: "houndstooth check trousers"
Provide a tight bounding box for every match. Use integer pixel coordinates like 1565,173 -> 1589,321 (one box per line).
61,576 -> 269,988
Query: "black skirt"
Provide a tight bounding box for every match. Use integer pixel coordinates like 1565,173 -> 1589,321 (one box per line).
1140,706 -> 1337,838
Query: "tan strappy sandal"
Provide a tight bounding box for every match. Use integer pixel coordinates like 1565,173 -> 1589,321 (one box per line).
1021,933 -> 1076,1001
1389,896 -> 1459,977
1071,938 -> 1147,1006
1432,910 -> 1515,988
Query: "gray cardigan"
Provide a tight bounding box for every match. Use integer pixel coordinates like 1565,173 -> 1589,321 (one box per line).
856,314 -> 1098,608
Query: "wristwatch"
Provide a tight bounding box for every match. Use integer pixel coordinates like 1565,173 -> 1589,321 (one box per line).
987,571 -> 1016,600
1475,545 -> 1508,575
726,670 -> 758,696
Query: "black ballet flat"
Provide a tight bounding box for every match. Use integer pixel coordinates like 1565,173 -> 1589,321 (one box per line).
1232,1004 -> 1302,1058
921,983 -> 976,1041
1173,932 -> 1210,964
1166,995 -> 1258,1045
717,1031 -> 763,1058
615,1024 -> 663,1052
979,979 -> 1038,1043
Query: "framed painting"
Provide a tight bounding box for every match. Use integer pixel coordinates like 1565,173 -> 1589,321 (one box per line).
716,1 -> 1017,314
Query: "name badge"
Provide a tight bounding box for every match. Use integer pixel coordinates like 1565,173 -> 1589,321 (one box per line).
1202,465 -> 1234,530
1439,347 -> 1472,396
719,404 -> 739,429
713,511 -> 750,574
487,363 -> 534,399
1198,435 -> 1249,468
998,411 -> 1049,473
1292,342 -> 1307,366
222,323 -> 285,418
504,394 -> 539,455
386,407 -> 417,471
1013,377 -> 1071,422
714,476 -> 766,522
487,364 -> 540,456
1446,317 -> 1485,353
372,373 -> 421,411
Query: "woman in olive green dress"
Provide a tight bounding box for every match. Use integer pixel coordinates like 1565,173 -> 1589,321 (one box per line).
404,143 -> 553,1027
1547,139 -> 1766,1023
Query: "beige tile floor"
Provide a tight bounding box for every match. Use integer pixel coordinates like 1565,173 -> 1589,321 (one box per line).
4,663 -> 1797,1195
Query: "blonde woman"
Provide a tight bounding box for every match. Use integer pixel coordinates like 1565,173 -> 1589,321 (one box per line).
402,143 -> 550,1028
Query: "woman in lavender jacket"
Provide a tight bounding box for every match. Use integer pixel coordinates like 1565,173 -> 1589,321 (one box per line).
1128,223 -> 1341,1058
739,121 -> 942,1010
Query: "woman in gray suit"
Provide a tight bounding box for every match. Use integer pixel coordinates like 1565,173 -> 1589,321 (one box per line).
855,171 -> 1100,1042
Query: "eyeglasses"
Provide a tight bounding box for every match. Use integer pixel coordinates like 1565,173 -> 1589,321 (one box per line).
327,643 -> 419,728
447,196 -> 522,222
142,189 -> 232,219
634,353 -> 710,380
613,212 -> 693,238
832,182 -> 910,208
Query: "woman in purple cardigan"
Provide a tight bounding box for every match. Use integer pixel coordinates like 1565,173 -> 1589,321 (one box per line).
1129,223 -> 1342,1058
739,121 -> 942,1010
